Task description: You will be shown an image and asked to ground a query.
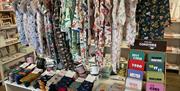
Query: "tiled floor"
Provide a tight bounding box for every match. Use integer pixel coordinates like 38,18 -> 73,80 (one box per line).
0,72 -> 180,91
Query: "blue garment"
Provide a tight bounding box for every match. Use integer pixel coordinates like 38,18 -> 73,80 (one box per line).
15,9 -> 28,45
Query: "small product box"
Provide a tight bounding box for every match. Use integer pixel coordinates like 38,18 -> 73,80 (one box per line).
125,77 -> 143,90
146,82 -> 165,91
148,52 -> 165,63
147,71 -> 164,83
127,69 -> 144,80
146,62 -> 164,72
128,60 -> 145,71
129,50 -> 145,60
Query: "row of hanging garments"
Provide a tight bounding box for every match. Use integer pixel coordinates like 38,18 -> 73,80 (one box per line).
13,0 -> 171,71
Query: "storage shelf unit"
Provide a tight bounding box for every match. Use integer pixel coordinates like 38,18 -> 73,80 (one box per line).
0,25 -> 17,30
4,80 -> 40,91
0,47 -> 35,84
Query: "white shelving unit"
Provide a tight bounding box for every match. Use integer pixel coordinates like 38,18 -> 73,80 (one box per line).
4,80 -> 40,91
0,47 -> 35,84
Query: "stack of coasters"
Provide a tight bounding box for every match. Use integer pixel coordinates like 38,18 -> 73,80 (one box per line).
146,52 -> 165,91
125,50 -> 145,90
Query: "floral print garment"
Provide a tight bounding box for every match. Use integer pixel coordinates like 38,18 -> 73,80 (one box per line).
44,0 -> 58,60
13,0 -> 28,45
125,0 -> 138,46
136,0 -> 171,40
112,0 -> 126,73
93,0 -> 105,67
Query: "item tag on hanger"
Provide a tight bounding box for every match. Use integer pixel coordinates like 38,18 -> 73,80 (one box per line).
65,70 -> 76,78
85,75 -> 96,83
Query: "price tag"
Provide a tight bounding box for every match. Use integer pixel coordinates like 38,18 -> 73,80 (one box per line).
65,70 -> 76,78
85,75 -> 96,83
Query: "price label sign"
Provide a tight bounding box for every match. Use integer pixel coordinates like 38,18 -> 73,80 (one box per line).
131,39 -> 167,52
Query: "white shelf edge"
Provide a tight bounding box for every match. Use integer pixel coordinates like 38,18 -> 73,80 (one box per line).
4,80 -> 40,91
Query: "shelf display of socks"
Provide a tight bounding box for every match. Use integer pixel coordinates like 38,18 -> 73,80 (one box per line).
125,50 -> 145,91
146,52 -> 166,91
6,58 -> 98,91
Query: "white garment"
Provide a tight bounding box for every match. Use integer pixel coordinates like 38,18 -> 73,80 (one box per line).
112,0 -> 126,73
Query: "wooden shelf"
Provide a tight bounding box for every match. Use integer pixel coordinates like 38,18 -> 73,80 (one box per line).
0,41 -> 20,48
0,50 -> 34,64
164,34 -> 180,40
0,10 -> 14,12
0,25 -> 17,30
166,64 -> 179,71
